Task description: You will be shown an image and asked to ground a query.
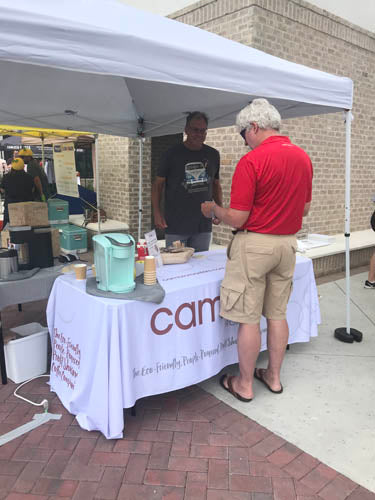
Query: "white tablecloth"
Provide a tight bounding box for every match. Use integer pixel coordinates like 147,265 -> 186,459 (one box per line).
46,251 -> 320,439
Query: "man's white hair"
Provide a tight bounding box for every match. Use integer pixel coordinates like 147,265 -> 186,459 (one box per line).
236,98 -> 281,132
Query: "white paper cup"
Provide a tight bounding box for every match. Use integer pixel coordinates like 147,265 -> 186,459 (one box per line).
144,255 -> 156,273
74,263 -> 87,280
144,272 -> 157,285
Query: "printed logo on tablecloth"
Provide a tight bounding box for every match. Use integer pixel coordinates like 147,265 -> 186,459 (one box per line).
132,293 -> 238,381
150,296 -> 220,335
51,328 -> 81,390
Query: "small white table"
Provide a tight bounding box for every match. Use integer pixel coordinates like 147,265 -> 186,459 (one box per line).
47,251 -> 320,439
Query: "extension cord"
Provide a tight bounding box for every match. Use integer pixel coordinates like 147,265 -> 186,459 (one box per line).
13,375 -> 50,412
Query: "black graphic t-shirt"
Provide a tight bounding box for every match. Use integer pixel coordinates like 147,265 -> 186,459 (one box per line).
158,143 -> 220,234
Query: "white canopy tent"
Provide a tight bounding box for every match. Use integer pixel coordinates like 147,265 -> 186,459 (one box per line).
0,0 -> 358,341
0,0 -> 352,134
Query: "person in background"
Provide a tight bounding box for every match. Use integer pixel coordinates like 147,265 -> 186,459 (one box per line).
0,159 -> 6,177
364,252 -> 375,288
0,161 -> 5,203
152,111 -> 222,252
44,158 -> 57,196
6,158 -> 13,173
0,160 -> 5,194
201,98 -> 313,401
0,158 -> 34,228
18,148 -> 49,202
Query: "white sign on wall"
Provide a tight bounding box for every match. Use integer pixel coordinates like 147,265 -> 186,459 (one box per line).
53,142 -> 79,197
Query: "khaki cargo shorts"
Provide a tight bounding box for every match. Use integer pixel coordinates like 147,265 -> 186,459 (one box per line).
220,232 -> 297,324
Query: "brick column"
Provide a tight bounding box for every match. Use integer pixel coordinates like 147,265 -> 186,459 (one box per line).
96,134 -> 151,239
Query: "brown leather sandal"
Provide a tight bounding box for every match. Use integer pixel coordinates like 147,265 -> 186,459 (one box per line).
219,374 -> 252,402
254,368 -> 283,394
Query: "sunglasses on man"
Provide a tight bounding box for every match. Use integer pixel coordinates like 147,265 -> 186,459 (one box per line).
240,123 -> 256,143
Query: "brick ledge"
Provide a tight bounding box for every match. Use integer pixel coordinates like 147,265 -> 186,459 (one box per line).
302,229 -> 374,260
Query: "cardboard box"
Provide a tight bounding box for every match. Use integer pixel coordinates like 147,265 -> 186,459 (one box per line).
8,202 -> 49,227
50,227 -> 60,257
1,229 -> 10,248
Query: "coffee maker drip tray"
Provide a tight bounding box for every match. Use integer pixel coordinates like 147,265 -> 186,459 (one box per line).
0,267 -> 40,282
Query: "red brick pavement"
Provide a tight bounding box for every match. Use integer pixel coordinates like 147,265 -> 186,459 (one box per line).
0,378 -> 374,500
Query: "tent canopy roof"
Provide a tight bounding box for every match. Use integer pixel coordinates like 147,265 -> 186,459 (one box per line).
0,0 -> 353,137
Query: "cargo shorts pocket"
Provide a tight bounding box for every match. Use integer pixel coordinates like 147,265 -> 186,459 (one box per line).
245,245 -> 273,255
220,281 -> 246,313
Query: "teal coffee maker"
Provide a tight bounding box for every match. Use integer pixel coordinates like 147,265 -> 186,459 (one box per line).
93,233 -> 135,293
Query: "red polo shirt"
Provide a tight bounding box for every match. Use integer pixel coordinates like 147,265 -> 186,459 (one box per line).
230,136 -> 313,234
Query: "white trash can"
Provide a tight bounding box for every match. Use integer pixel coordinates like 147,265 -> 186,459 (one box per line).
5,323 -> 49,383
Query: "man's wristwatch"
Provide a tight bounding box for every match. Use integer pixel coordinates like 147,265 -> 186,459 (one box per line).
211,202 -> 216,219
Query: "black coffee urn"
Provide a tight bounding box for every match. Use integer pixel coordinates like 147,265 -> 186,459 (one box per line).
9,227 -> 54,270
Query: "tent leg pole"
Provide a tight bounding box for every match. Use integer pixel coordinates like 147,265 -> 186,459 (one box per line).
41,136 -> 45,175
138,138 -> 143,242
334,110 -> 362,343
95,136 -> 101,234
345,110 -> 351,335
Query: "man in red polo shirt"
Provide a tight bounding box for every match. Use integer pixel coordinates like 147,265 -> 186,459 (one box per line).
201,98 -> 312,402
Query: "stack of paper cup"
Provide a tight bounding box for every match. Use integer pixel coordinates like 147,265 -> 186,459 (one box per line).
74,263 -> 87,280
144,256 -> 156,286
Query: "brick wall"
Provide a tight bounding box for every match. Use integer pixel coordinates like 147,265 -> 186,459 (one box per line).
97,134 -> 129,221
169,0 -> 375,247
97,0 -> 375,253
313,246 -> 375,278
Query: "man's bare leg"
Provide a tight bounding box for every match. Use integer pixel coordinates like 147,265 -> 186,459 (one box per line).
260,318 -> 289,392
368,252 -> 375,282
223,323 -> 260,399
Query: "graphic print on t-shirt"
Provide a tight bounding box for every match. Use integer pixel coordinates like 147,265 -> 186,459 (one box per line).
183,160 -> 210,193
